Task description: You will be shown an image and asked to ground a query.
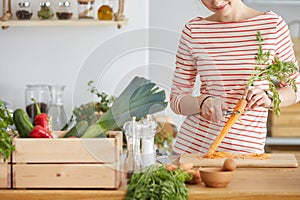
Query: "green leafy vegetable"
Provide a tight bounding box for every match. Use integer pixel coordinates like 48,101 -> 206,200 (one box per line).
0,100 -> 17,162
87,80 -> 115,113
81,76 -> 168,138
126,164 -> 192,200
248,31 -> 299,116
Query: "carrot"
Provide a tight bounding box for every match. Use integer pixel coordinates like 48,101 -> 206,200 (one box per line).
205,98 -> 248,157
186,169 -> 201,184
165,164 -> 178,171
179,163 -> 194,171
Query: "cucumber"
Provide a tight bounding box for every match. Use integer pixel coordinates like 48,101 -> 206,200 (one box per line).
13,109 -> 34,138
64,120 -> 89,138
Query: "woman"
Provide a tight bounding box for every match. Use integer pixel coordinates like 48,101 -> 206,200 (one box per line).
170,0 -> 300,155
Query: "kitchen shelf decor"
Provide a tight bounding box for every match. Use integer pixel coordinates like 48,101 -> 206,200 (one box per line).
0,0 -> 126,29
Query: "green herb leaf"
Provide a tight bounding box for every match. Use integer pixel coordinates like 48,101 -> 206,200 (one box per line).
248,31 -> 299,116
0,100 -> 17,162
126,164 -> 192,200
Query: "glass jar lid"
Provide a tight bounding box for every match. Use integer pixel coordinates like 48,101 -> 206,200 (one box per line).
59,1 -> 71,7
78,0 -> 95,4
40,1 -> 51,7
18,2 -> 30,7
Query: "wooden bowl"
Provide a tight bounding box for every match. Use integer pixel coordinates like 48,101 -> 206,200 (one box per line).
199,168 -> 233,188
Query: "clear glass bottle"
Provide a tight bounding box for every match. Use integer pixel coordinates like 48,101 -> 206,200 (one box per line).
15,1 -> 33,20
56,1 -> 73,20
97,0 -> 113,20
37,1 -> 54,20
47,85 -> 67,131
77,0 -> 95,19
25,84 -> 50,123
123,117 -> 142,181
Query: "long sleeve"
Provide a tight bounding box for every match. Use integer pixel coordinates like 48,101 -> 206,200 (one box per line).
170,23 -> 197,115
275,16 -> 300,103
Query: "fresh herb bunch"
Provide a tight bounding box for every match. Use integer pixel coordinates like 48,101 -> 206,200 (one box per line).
0,100 -> 17,162
126,164 -> 192,200
248,31 -> 299,116
87,80 -> 115,113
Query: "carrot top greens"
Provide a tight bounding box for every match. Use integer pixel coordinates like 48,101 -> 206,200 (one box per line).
247,31 -> 299,116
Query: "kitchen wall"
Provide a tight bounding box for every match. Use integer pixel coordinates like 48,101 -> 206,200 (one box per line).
1,0 -> 300,126
0,0 -> 149,120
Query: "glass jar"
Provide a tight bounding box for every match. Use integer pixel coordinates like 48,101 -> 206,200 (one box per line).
25,84 -> 50,123
15,1 -> 33,20
37,1 -> 54,20
97,0 -> 113,20
56,1 -> 73,20
47,85 -> 67,131
77,0 -> 94,19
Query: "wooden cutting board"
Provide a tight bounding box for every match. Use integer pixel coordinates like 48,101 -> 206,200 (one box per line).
179,154 -> 298,168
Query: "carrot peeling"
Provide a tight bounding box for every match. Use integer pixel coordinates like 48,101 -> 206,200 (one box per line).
205,98 -> 248,158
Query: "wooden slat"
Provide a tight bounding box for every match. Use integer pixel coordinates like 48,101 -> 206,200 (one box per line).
0,19 -> 128,27
0,156 -> 10,188
292,37 -> 300,64
13,164 -> 121,189
271,127 -> 300,137
271,114 -> 300,125
269,102 -> 300,137
274,103 -> 300,113
13,131 -> 122,164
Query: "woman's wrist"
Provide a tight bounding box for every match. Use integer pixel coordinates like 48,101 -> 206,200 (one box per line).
199,95 -> 214,111
264,90 -> 274,109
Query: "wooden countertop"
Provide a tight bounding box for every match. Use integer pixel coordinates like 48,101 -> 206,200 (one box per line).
1,155 -> 300,200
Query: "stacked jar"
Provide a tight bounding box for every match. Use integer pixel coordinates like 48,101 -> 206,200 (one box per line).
97,0 -> 113,20
56,1 -> 73,20
37,1 -> 54,19
77,0 -> 95,19
15,1 -> 33,20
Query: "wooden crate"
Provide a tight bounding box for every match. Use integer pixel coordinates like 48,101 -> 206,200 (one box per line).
270,102 -> 300,137
12,131 -> 123,189
0,156 -> 11,188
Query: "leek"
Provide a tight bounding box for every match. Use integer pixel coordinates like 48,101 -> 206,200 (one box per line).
81,76 -> 168,138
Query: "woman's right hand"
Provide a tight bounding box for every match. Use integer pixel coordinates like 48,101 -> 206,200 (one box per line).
201,96 -> 227,123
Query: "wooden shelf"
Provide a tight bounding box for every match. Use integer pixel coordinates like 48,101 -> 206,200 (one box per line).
0,19 -> 128,29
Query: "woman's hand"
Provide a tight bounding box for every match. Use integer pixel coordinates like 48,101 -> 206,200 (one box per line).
245,87 -> 272,110
201,96 -> 227,122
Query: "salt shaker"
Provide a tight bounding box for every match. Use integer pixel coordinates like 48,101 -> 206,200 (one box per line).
140,115 -> 157,168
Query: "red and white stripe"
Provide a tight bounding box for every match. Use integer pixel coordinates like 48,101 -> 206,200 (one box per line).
170,11 -> 300,154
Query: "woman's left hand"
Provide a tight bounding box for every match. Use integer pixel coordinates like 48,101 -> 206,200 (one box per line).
245,87 -> 272,110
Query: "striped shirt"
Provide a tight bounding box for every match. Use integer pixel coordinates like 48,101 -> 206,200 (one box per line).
170,11 -> 300,155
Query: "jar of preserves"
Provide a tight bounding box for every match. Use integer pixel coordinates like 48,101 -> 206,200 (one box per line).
97,0 -> 113,20
15,1 -> 33,20
37,1 -> 54,20
77,0 -> 94,19
25,84 -> 50,123
56,1 -> 73,20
